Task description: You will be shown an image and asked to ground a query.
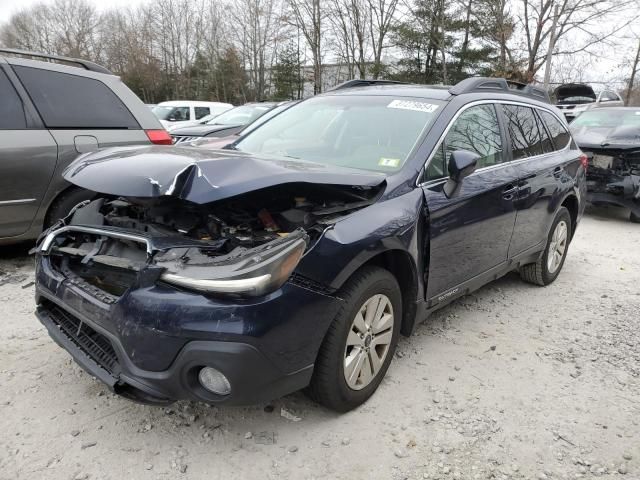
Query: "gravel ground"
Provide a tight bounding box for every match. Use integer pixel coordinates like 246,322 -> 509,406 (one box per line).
1,206 -> 639,480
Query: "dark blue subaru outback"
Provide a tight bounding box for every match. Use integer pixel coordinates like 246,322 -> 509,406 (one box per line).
35,78 -> 587,411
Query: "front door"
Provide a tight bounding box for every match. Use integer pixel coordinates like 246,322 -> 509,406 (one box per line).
420,103 -> 519,301
0,68 -> 58,238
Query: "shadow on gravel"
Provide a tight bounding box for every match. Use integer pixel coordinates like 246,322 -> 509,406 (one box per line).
0,241 -> 33,259
585,204 -> 634,223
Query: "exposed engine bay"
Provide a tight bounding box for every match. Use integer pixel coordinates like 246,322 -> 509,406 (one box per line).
40,182 -> 383,299
585,149 -> 640,199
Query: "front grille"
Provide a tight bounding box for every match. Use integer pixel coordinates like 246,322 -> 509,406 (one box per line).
172,135 -> 200,145
43,300 -> 120,375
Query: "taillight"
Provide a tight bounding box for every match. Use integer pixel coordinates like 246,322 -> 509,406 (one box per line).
145,129 -> 173,145
579,153 -> 588,171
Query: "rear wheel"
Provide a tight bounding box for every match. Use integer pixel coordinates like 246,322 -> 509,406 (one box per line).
520,207 -> 572,286
630,207 -> 640,224
307,266 -> 401,412
45,188 -> 95,228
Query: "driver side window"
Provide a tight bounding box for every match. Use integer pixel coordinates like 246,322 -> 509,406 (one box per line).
424,104 -> 503,181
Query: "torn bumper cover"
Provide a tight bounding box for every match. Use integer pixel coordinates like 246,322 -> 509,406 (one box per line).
34,224 -> 342,405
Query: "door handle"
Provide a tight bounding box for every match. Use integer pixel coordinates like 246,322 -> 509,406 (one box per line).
552,166 -> 563,178
502,184 -> 518,201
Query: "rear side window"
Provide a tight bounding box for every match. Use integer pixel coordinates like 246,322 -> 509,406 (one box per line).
538,110 -> 571,150
0,69 -> 27,129
425,104 -> 503,181
535,111 -> 554,153
13,66 -> 138,129
194,107 -> 210,119
502,105 -> 545,160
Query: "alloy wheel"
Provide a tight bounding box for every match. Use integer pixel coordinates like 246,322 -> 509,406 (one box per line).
343,294 -> 394,390
547,220 -> 568,274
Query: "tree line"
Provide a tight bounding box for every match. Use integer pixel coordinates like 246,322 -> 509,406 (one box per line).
1,0 -> 639,105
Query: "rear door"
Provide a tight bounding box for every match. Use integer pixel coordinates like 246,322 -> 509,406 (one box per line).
0,66 -> 58,237
505,105 -> 576,255
420,103 -> 519,301
11,66 -> 149,177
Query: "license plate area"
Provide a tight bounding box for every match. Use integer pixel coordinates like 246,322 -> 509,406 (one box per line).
591,154 -> 614,169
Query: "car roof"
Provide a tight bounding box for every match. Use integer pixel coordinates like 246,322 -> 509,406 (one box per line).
324,84 -> 453,101
320,80 -> 552,106
157,101 -> 233,107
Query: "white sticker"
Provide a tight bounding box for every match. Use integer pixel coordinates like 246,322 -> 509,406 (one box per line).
378,157 -> 401,168
388,99 -> 439,113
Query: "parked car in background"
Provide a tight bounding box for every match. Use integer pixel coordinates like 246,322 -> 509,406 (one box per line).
0,48 -> 171,246
170,102 -> 278,144
569,107 -> 640,222
34,77 -> 586,412
152,101 -> 233,129
190,101 -> 298,149
555,83 -> 624,121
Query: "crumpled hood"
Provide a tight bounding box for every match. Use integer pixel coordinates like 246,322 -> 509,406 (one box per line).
571,125 -> 640,149
63,145 -> 386,204
169,124 -> 238,136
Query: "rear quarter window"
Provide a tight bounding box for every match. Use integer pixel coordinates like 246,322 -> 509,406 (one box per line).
0,69 -> 27,129
13,66 -> 139,129
502,105 -> 545,159
538,110 -> 571,150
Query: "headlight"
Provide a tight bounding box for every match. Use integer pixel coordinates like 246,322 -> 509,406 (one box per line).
157,233 -> 307,297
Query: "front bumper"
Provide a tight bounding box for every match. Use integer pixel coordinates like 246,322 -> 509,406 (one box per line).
35,255 -> 341,405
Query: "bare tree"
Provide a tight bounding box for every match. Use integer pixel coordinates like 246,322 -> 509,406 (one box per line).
328,0 -> 370,79
229,0 -> 283,100
367,0 -> 399,78
626,37 -> 640,105
288,0 -> 323,93
520,0 -> 639,82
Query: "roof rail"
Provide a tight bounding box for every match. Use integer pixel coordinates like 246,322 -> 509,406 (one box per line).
0,48 -> 112,75
449,77 -> 550,103
329,79 -> 409,91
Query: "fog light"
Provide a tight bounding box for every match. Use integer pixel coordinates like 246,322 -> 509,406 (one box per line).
198,367 -> 231,395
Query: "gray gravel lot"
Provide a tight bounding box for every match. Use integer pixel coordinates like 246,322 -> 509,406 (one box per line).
1,206 -> 639,480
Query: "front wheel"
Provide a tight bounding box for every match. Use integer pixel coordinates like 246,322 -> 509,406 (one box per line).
520,206 -> 572,286
307,266 -> 401,412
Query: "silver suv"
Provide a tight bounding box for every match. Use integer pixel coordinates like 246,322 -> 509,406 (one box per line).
0,49 -> 170,245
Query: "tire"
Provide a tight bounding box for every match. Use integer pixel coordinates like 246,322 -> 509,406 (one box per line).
45,188 -> 96,228
307,266 -> 402,412
520,206 -> 572,286
630,211 -> 640,224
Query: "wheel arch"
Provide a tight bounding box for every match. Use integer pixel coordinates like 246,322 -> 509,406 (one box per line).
43,185 -> 94,228
560,193 -> 579,240
336,249 -> 421,337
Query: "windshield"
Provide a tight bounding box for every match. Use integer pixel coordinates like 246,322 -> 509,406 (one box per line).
237,103 -> 296,137
152,105 -> 189,121
571,110 -> 640,129
234,96 -> 442,173
208,105 -> 273,126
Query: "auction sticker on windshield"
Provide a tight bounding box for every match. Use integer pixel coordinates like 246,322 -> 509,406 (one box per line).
388,100 -> 439,113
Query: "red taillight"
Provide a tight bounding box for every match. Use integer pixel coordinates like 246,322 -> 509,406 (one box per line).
145,129 -> 173,145
579,153 -> 589,171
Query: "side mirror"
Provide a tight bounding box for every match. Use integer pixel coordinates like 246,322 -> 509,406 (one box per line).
443,150 -> 480,198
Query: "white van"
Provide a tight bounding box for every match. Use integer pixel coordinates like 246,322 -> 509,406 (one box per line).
152,101 -> 233,129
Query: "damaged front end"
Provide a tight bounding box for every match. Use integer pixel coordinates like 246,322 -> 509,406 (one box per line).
38,181 -> 383,300
582,148 -> 640,218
